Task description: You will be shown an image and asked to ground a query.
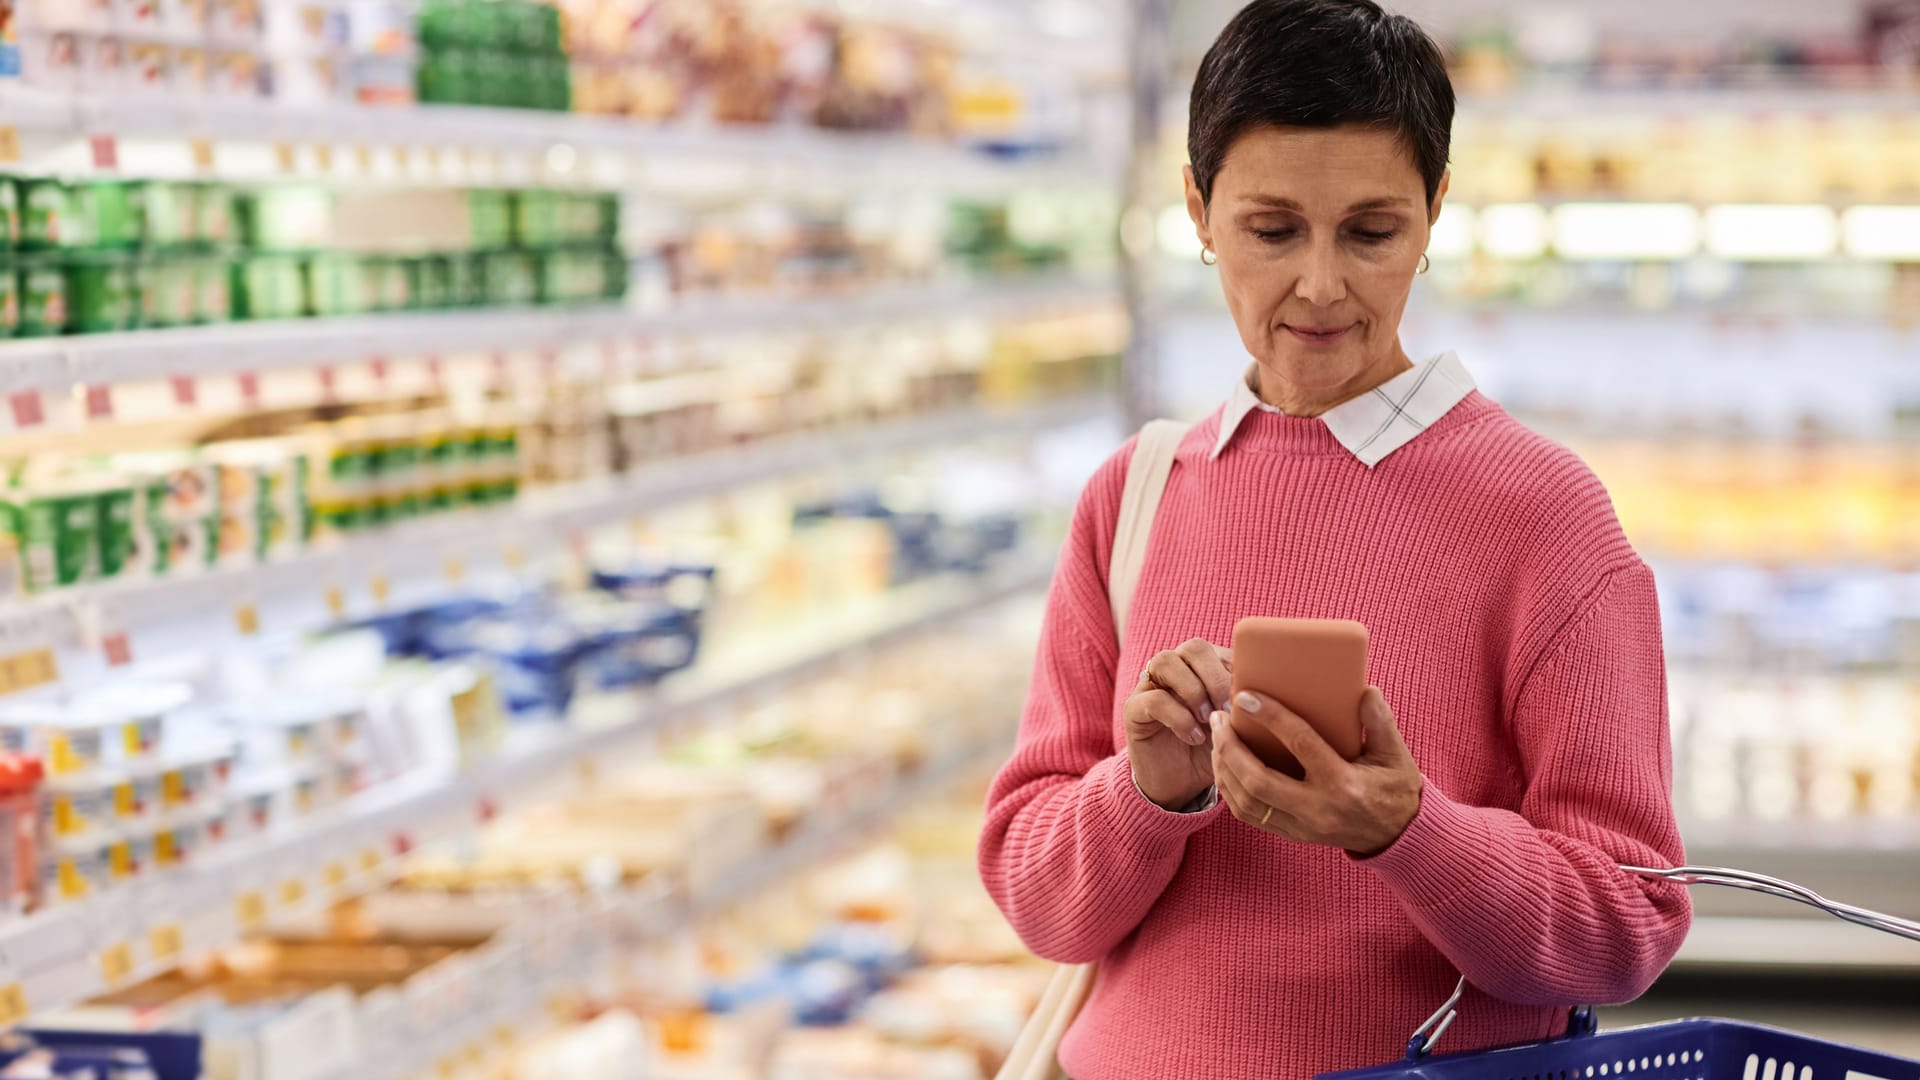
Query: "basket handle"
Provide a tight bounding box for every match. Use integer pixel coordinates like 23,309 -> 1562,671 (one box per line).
1403,863 -> 1919,1060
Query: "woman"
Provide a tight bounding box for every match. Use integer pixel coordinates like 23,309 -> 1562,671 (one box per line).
977,1 -> 1692,1076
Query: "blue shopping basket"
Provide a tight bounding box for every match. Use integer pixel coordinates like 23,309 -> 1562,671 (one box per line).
1319,864 -> 1920,1080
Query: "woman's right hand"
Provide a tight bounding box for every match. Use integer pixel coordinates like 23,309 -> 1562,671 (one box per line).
1124,639 -> 1233,810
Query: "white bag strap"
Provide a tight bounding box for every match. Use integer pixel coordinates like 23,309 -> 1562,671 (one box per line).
1109,419 -> 1189,639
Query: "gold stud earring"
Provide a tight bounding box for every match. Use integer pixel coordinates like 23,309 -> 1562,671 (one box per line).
1418,253 -> 1431,274
1200,247 -> 1218,267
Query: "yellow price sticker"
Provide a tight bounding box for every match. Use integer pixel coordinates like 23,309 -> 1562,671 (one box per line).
0,649 -> 60,696
393,145 -> 412,170
150,923 -> 184,963
353,144 -> 374,173
236,890 -> 267,932
493,1024 -> 516,1048
0,984 -> 28,1026
425,146 -> 443,173
279,877 -> 307,908
314,143 -> 335,171
361,847 -> 381,873
100,941 -> 135,986
503,543 -> 525,570
190,138 -> 215,171
325,861 -> 348,890
0,126 -> 22,164
370,575 -> 390,605
325,585 -> 346,619
444,556 -> 464,583
273,141 -> 297,173
234,604 -> 260,636
436,1057 -> 457,1080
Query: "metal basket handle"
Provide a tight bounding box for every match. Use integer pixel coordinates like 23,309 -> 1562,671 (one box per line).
1403,863 -> 1920,1060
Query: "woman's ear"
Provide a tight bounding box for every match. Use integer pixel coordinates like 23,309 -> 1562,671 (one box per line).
1184,165 -> 1212,251
1429,168 -> 1451,227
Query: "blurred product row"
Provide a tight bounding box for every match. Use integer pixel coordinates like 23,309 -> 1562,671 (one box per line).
0,606 -> 1047,1080
1,0 -> 1092,151
0,305 -> 1121,596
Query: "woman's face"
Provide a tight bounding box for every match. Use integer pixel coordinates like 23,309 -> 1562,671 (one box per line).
1185,124 -> 1446,413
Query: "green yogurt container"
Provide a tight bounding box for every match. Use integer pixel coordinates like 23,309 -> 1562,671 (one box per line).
17,180 -> 69,251
0,267 -> 18,337
17,258 -> 70,337
11,486 -> 103,590
65,253 -> 139,333
96,486 -> 137,579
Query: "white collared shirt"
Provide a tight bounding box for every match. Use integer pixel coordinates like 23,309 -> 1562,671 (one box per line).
1212,351 -> 1478,467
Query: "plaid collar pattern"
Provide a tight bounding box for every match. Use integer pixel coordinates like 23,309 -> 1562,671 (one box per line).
1211,351 -> 1477,468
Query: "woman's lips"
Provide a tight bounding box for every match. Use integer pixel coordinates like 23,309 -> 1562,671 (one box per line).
1284,324 -> 1354,346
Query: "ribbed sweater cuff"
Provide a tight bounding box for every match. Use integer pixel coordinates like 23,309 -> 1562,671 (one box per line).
1094,754 -> 1224,859
1353,781 -> 1492,910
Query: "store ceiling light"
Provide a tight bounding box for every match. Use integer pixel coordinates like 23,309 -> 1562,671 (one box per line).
1550,203 -> 1700,260
1704,205 -> 1837,261
1841,206 -> 1920,260
1479,203 -> 1549,259
1426,205 -> 1476,260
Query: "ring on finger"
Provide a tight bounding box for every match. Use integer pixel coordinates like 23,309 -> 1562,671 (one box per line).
1260,805 -> 1273,827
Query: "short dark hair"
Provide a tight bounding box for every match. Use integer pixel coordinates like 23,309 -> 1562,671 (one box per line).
1188,0 -> 1455,209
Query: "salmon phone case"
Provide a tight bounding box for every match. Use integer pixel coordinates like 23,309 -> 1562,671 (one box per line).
1229,617 -> 1369,778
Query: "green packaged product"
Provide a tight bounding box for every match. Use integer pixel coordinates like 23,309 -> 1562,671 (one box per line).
95,486 -> 136,579
17,180 -> 68,250
12,486 -> 102,590
239,188 -> 332,252
195,257 -> 234,323
448,253 -> 484,306
513,190 -> 558,249
142,259 -> 199,328
65,254 -> 139,333
483,250 -> 538,306
194,185 -> 237,248
469,190 -> 514,250
68,183 -> 144,250
234,255 -> 307,321
0,180 -> 18,248
308,254 -> 370,317
366,257 -> 413,312
0,268 -> 17,337
0,502 -> 23,599
16,259 -> 69,336
140,183 -> 196,249
414,256 -> 452,309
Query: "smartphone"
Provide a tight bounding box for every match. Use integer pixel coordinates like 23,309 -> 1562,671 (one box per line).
1229,617 -> 1369,779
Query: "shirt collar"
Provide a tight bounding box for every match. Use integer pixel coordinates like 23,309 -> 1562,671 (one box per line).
1211,351 -> 1477,468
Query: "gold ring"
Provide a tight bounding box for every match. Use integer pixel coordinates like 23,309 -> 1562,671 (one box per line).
1260,805 -> 1273,827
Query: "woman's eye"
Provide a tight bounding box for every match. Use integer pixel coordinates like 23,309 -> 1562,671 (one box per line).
1351,228 -> 1398,243
1251,228 -> 1296,242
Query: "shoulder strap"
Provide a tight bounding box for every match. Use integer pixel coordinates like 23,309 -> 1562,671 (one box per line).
1108,419 -> 1189,639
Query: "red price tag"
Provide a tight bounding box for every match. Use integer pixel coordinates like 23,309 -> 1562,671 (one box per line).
391,831 -> 414,857
368,355 -> 390,383
424,354 -> 444,387
317,366 -> 338,401
9,390 -> 44,428
237,371 -> 261,406
103,632 -> 132,668
89,134 -> 119,171
477,797 -> 498,823
84,384 -> 114,420
170,375 -> 198,408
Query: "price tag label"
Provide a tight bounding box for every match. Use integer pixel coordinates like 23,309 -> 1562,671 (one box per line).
170,375 -> 198,408
237,370 -> 262,407
103,632 -> 133,668
274,142 -> 297,173
89,134 -> 119,171
424,146 -> 443,173
150,923 -> 184,963
279,877 -> 307,908
504,543 -> 525,569
325,861 -> 349,891
0,126 -> 21,164
317,366 -> 338,401
236,890 -> 267,932
99,941 -> 135,986
0,650 -> 61,696
84,383 -> 114,420
0,984 -> 28,1026
443,556 -> 464,584
9,390 -> 45,429
325,585 -> 346,620
369,574 -> 391,606
361,847 -> 381,874
234,603 -> 260,636
393,144 -> 412,170
368,355 -> 390,384
314,143 -> 335,172
190,138 -> 215,171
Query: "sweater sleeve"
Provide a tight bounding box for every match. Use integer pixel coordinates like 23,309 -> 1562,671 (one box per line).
976,446 -> 1224,965
1359,560 -> 1692,1006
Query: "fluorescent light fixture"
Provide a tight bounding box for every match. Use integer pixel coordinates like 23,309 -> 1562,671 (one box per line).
1842,206 -> 1920,260
1550,203 -> 1699,260
1479,203 -> 1548,259
1704,205 -> 1837,261
1426,205 -> 1475,259
1157,203 -> 1202,258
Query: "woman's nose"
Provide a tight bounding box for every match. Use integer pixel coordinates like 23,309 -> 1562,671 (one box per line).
1292,244 -> 1348,307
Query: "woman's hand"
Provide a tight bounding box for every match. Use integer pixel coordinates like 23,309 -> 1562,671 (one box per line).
1208,686 -> 1423,856
1125,639 -> 1233,810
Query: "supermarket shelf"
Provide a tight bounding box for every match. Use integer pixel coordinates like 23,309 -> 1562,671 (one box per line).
1457,84 -> 1920,120
0,86 -> 1109,190
0,274 -> 1120,396
1673,917 -> 1920,975
0,390 -> 1115,659
0,552 -> 1052,1028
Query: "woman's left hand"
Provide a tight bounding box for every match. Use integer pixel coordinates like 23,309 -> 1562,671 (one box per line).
1208,687 -> 1424,857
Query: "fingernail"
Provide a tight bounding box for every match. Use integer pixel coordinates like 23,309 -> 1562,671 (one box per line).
1235,692 -> 1261,714
1186,727 -> 1207,746
1209,710 -> 1225,731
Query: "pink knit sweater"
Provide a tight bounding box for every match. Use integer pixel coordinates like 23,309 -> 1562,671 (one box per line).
978,392 -> 1692,1079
